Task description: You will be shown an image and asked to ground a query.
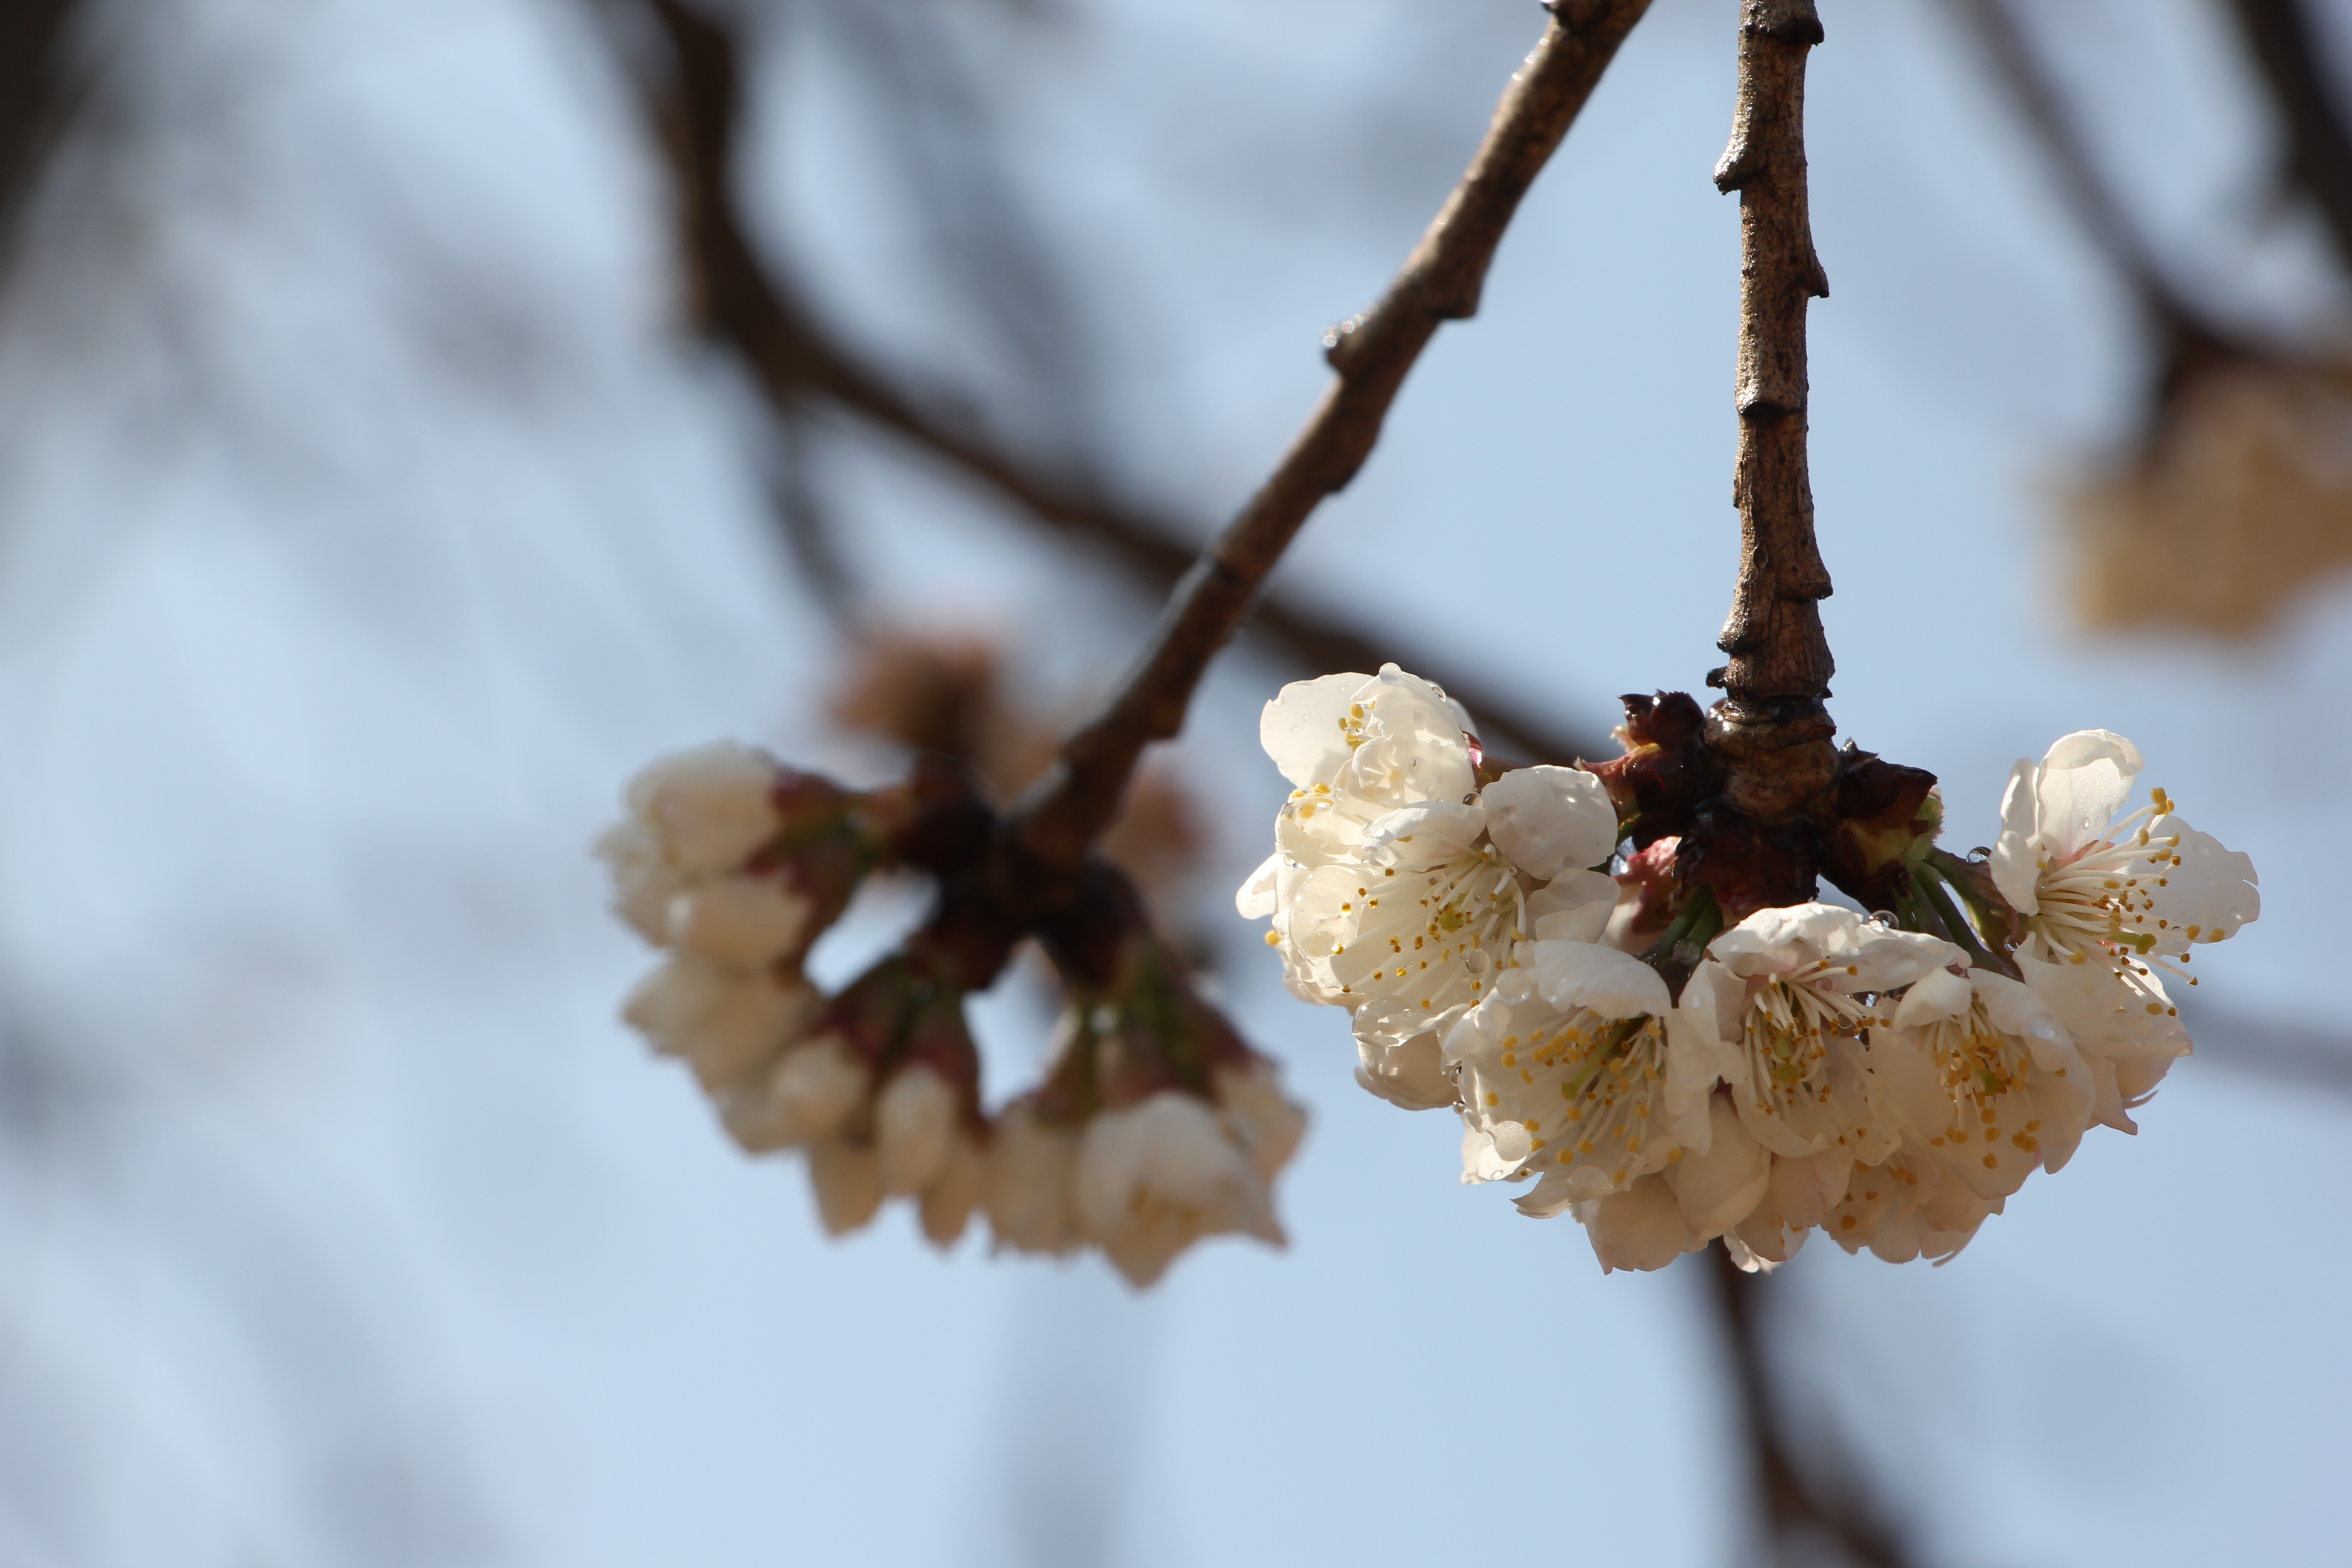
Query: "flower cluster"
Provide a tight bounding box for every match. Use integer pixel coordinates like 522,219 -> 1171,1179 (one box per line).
601,741 -> 1306,1285
1244,669 -> 2259,1273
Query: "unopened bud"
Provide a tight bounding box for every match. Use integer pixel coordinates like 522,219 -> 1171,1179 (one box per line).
875,1066 -> 957,1196
808,1140 -> 884,1236
919,1135 -> 986,1248
621,956 -> 815,1091
623,740 -> 781,876
667,877 -> 814,966
985,1103 -> 1080,1255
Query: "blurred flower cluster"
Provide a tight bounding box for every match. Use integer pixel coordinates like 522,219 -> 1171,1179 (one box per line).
600,735 -> 1303,1287
1244,666 -> 2259,1272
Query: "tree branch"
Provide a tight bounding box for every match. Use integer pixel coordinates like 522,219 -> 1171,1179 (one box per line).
1009,0 -> 1656,874
2222,0 -> 2352,279
1946,0 -> 2249,408
617,0 -> 1602,773
1707,1246 -> 1913,1568
1709,0 -> 1833,716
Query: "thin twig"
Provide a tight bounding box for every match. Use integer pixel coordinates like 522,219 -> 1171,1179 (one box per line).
1707,1246 -> 1913,1568
2220,0 -> 2352,280
1945,0 -> 2247,406
1709,0 -> 1833,715
1009,0 -> 1656,874
617,0 -> 1602,771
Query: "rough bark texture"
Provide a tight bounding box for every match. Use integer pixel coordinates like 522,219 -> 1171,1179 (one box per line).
1008,0 -> 1656,875
1705,0 -> 1836,821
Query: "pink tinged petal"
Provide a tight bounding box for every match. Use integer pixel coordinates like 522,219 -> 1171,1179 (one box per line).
1235,852 -> 1283,919
1723,1229 -> 1793,1272
1524,870 -> 1619,943
1664,1098 -> 1772,1236
1479,765 -> 1620,880
875,1066 -> 958,1196
1526,941 -> 1673,1019
2034,730 -> 2144,860
808,1141 -> 884,1236
1259,673 -> 1371,786
1573,1174 -> 1701,1273
1352,1032 -> 1457,1111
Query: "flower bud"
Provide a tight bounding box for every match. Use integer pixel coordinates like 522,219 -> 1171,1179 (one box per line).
985,1102 -> 1081,1255
623,740 -> 784,877
622,956 -> 816,1092
808,1139 -> 884,1236
918,1134 -> 987,1248
667,877 -> 815,967
876,1065 -> 958,1196
720,1034 -> 867,1153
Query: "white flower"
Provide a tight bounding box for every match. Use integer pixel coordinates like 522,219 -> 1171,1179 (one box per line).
1447,941 -> 1710,1216
1570,1174 -> 1703,1274
598,741 -> 782,941
1821,1147 -> 1998,1264
875,1065 -> 959,1196
1990,730 -> 2258,1054
1241,664 -> 1619,1069
1872,966 -> 2093,1201
1073,1092 -> 1284,1288
1679,904 -> 1956,1163
622,956 -> 819,1093
1724,1148 -> 1855,1270
985,1102 -> 1083,1255
715,1034 -> 868,1153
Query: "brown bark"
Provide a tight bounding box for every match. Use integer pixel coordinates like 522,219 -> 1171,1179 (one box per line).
1709,0 -> 1833,722
1010,0 -> 1656,874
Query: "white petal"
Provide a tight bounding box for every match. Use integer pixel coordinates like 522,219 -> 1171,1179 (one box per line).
2015,946 -> 2188,1055
1573,1174 -> 1699,1274
1259,673 -> 1371,787
1525,941 -> 1672,1019
1664,1099 -> 1771,1236
1479,764 -> 1619,880
1354,1031 -> 1458,1111
1235,852 -> 1284,919
1891,966 -> 1973,1029
2146,818 -> 2260,942
1525,870 -> 1618,943
1990,758 -> 2043,914
875,1066 -> 959,1196
1969,969 -> 2073,1071
2034,730 -> 2143,859
1363,800 -> 1486,868
622,956 -> 814,1091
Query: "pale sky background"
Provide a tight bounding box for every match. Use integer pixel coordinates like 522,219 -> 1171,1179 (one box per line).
0,0 -> 2346,1564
